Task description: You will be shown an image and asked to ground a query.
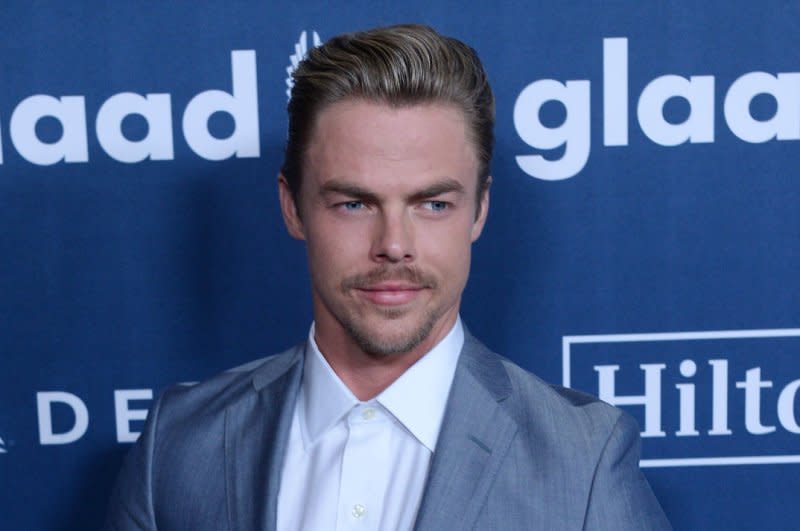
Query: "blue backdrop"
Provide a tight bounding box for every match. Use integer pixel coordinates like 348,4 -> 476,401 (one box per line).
2,2 -> 799,529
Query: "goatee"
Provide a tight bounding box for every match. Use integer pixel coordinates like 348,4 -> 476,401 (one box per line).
338,265 -> 440,356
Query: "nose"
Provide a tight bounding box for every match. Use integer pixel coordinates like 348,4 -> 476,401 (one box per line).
370,208 -> 415,263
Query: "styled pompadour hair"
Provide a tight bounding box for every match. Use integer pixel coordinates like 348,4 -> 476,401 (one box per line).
282,24 -> 495,209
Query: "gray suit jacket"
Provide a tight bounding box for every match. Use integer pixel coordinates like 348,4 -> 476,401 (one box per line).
106,334 -> 671,530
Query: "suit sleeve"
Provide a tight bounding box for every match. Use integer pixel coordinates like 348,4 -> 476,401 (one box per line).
583,412 -> 672,530
104,390 -> 164,530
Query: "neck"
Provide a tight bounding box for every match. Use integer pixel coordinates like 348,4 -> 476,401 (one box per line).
313,312 -> 458,401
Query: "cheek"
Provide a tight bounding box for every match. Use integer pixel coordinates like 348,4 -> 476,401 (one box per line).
418,219 -> 474,275
305,218 -> 371,275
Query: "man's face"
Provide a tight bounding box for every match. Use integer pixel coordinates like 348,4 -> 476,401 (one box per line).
279,99 -> 489,358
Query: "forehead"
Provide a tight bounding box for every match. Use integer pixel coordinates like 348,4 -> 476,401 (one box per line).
303,99 -> 479,194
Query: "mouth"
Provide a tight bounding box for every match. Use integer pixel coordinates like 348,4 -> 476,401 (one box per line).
355,282 -> 427,306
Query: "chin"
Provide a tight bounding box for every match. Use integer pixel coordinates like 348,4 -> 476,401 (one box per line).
344,312 -> 438,357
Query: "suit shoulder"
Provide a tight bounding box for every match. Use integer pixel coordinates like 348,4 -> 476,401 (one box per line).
155,344 -> 303,425
498,356 -> 628,438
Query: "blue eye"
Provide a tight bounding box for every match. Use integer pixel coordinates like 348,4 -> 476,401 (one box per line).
343,201 -> 363,210
426,200 -> 448,211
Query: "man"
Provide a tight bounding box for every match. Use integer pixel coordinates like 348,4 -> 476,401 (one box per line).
107,24 -> 670,530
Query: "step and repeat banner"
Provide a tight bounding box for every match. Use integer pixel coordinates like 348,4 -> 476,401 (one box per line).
1,2 -> 799,529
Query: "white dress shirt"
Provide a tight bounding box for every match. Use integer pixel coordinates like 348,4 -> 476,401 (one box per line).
277,318 -> 464,531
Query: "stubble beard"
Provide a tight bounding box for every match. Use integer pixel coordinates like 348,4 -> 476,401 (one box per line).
337,266 -> 442,357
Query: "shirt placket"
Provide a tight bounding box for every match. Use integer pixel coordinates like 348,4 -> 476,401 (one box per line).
336,402 -> 391,530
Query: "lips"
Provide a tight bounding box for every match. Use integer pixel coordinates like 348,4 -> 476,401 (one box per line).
356,282 -> 426,306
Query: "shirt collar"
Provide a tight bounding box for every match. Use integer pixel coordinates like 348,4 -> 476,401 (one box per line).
300,324 -> 358,448
301,318 -> 464,452
376,318 -> 463,451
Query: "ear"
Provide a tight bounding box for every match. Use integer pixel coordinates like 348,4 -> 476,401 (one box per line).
471,176 -> 491,242
278,173 -> 306,240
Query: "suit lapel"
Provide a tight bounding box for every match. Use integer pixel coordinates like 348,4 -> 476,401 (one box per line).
414,335 -> 519,531
224,346 -> 304,531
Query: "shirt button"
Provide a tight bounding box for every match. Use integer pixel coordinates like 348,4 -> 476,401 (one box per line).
352,503 -> 367,518
361,407 -> 376,420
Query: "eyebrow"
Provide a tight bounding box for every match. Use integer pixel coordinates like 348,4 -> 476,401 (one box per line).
319,180 -> 380,203
319,178 -> 466,203
407,178 -> 466,202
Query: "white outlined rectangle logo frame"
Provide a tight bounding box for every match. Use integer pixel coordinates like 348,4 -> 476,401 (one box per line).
562,328 -> 800,468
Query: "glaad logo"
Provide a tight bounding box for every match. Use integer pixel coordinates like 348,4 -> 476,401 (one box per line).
563,328 -> 800,467
0,436 -> 7,453
0,51 -> 259,165
515,38 -> 800,181
286,30 -> 322,100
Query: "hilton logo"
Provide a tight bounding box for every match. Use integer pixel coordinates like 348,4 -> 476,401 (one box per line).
563,328 -> 800,467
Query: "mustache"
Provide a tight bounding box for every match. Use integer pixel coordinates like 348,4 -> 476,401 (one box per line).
341,266 -> 437,290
